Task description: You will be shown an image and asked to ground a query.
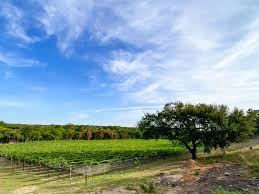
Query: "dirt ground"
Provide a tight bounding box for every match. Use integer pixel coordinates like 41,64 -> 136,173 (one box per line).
14,186 -> 38,194
156,160 -> 259,194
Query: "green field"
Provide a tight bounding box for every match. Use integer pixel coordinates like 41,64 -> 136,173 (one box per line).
0,140 -> 184,168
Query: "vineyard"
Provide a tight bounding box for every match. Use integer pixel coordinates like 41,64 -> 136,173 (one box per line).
0,140 -> 184,168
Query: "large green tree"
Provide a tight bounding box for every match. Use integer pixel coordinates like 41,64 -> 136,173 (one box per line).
138,102 -> 255,159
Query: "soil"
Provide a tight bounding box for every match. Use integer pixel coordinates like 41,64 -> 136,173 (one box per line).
158,161 -> 259,194
14,186 -> 38,194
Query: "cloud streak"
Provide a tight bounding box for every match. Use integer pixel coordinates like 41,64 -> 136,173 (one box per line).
0,2 -> 39,43
1,1 -> 259,126
24,0 -> 259,109
83,105 -> 163,113
0,51 -> 45,68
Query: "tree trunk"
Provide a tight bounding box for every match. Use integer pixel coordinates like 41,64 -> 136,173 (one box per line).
191,150 -> 197,160
190,140 -> 197,160
183,141 -> 198,160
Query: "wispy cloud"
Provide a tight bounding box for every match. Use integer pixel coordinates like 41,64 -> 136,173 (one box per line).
24,0 -> 259,109
84,105 -> 163,113
36,0 -> 94,55
0,2 -> 39,43
2,0 -> 259,122
0,51 -> 45,67
3,70 -> 14,79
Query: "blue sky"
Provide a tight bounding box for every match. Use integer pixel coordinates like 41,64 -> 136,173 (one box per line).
1,0 -> 259,126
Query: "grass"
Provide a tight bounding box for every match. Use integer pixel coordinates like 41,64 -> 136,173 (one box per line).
213,187 -> 259,194
0,138 -> 258,193
0,139 -> 184,167
0,156 -> 183,194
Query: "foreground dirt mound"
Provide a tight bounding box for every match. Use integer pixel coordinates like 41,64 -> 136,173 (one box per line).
167,162 -> 259,194
184,159 -> 198,169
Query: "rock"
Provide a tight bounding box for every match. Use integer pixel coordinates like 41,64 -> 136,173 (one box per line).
156,174 -> 182,187
198,176 -> 208,182
224,172 -> 230,176
156,172 -> 166,177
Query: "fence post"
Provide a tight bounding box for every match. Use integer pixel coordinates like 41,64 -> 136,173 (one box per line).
69,166 -> 72,180
58,163 -> 61,179
48,165 -> 50,177
84,166 -> 89,185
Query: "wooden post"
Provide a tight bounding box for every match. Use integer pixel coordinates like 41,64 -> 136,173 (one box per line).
22,160 -> 25,171
10,156 -> 13,165
84,166 -> 88,185
69,166 -> 72,180
58,163 -> 61,179
48,165 -> 50,177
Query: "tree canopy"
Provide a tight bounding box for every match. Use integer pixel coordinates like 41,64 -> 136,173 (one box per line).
138,102 -> 256,159
0,122 -> 141,142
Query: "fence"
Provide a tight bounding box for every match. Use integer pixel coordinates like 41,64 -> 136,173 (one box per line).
0,151 -> 189,185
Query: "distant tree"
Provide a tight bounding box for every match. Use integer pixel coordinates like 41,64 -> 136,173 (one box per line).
252,110 -> 259,135
0,122 -> 141,142
80,128 -> 92,140
86,128 -> 92,140
0,121 -> 5,126
138,102 -> 256,160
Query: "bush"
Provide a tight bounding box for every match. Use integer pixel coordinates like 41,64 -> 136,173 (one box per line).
139,182 -> 156,193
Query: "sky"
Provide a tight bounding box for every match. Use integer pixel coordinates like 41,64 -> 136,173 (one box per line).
1,0 -> 259,126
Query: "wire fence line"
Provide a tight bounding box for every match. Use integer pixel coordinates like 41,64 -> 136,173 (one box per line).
0,151 -> 190,185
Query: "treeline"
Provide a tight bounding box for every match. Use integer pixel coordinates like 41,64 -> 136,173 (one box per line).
0,122 -> 142,143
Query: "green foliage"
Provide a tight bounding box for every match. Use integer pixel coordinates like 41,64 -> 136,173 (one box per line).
139,102 -> 256,159
213,187 -> 259,194
139,182 -> 156,193
254,110 -> 259,136
0,123 -> 142,142
0,139 -> 184,168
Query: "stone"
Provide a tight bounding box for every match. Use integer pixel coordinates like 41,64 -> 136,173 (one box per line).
156,174 -> 183,187
224,172 -> 230,176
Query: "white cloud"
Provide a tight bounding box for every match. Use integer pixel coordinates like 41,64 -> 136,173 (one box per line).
0,2 -> 39,43
37,0 -> 94,54
86,105 -> 163,113
96,0 -> 259,109
3,0 -> 259,112
68,106 -> 163,126
3,70 -> 14,79
0,51 -> 45,67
